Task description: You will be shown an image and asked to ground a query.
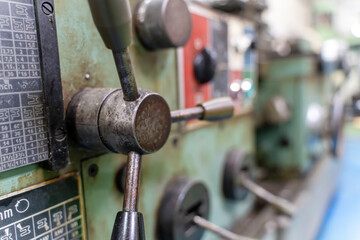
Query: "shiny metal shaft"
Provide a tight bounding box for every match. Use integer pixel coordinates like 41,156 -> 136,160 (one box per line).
171,107 -> 204,123
193,216 -> 256,240
113,50 -> 139,101
123,152 -> 142,211
239,175 -> 296,216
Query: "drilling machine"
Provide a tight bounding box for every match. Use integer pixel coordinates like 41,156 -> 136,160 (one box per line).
0,0 -> 342,239
0,0 -> 264,239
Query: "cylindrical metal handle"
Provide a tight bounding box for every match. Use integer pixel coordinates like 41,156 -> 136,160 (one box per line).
171,97 -> 234,123
111,152 -> 146,240
88,0 -> 132,51
123,152 -> 142,212
198,97 -> 234,121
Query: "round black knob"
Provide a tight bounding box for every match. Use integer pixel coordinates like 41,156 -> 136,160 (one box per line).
193,48 -> 217,84
135,0 -> 192,50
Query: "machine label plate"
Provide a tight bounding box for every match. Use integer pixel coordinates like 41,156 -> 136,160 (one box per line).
0,174 -> 83,240
0,0 -> 49,172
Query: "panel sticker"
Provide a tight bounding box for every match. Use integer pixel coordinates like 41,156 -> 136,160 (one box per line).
0,174 -> 84,240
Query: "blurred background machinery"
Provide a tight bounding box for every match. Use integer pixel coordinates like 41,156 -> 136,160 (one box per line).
0,0 -> 356,240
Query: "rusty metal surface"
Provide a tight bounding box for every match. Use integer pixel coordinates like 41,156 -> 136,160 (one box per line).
113,50 -> 139,101
99,89 -> 171,154
66,87 -> 115,151
123,152 -> 142,212
66,88 -> 171,154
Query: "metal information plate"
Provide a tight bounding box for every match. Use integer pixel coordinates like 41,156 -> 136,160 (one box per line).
0,0 -> 48,172
0,174 -> 83,240
0,0 -> 68,172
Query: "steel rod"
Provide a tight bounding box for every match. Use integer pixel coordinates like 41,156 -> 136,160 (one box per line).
123,152 -> 142,212
193,216 -> 257,240
171,107 -> 204,123
239,175 -> 296,216
113,50 -> 139,101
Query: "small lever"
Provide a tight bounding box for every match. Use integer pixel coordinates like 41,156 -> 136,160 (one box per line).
193,215 -> 257,240
111,152 -> 145,240
238,174 -> 296,216
88,0 -> 139,101
171,97 -> 234,123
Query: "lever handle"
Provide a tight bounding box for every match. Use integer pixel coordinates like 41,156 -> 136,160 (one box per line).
88,0 -> 139,101
111,152 -> 146,240
88,0 -> 132,51
171,97 -> 234,123
193,216 -> 256,240
239,175 -> 296,216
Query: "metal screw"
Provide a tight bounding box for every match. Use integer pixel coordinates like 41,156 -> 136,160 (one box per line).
88,164 -> 99,177
42,2 -> 54,15
85,73 -> 91,81
55,128 -> 66,141
172,138 -> 178,147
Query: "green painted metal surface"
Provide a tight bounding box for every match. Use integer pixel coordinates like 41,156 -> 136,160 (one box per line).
256,56 -> 331,175
82,117 -> 256,239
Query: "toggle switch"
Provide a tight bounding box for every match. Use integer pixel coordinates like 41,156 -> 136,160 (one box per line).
135,0 -> 192,50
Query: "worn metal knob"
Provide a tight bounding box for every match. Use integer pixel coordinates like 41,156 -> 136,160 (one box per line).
135,0 -> 192,50
67,88 -> 171,154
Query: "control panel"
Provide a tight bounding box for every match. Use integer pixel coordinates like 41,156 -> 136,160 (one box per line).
177,3 -> 257,129
0,0 -> 259,238
0,0 -> 342,240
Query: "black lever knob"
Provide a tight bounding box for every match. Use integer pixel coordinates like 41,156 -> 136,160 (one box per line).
194,48 -> 217,84
111,211 -> 145,240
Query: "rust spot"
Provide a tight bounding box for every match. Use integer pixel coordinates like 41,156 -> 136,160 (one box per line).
134,94 -> 171,153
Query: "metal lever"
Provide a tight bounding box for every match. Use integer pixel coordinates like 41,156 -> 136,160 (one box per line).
112,50 -> 139,101
171,97 -> 234,123
111,152 -> 145,240
193,216 -> 257,240
239,175 -> 296,216
88,0 -> 144,239
88,0 -> 139,101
